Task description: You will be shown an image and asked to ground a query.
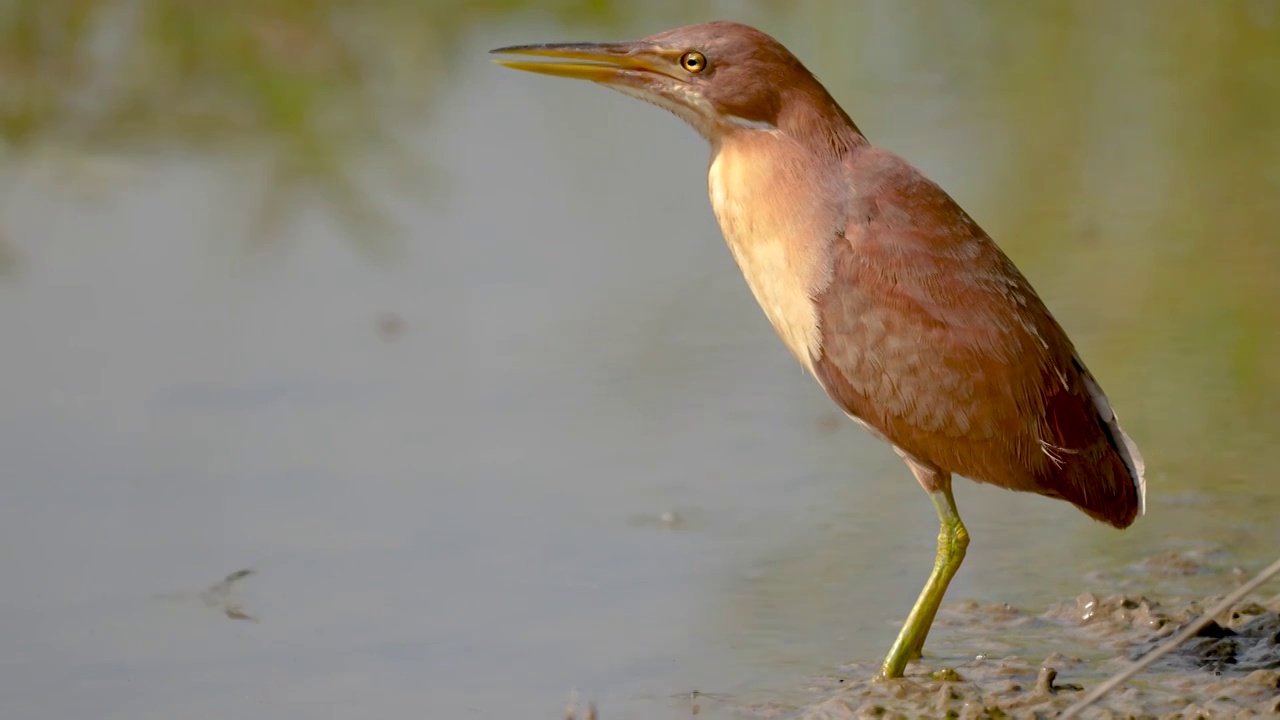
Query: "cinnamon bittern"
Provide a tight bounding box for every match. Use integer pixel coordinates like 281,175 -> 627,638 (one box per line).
491,21 -> 1146,679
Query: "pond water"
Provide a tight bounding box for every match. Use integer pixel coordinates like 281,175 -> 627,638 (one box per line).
1,2 -> 1277,718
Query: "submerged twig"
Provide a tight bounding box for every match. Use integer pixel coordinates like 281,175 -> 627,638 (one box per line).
1061,554 -> 1280,718
153,567 -> 258,622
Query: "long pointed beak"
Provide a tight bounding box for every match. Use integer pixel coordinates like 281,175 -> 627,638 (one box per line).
489,42 -> 680,83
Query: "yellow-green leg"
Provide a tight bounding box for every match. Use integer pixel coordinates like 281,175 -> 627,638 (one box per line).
879,461 -> 969,680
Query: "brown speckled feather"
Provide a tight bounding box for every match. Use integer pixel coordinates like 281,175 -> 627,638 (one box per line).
810,148 -> 1141,528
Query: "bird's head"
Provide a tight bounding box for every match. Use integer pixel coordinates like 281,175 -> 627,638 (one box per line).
492,21 -> 862,150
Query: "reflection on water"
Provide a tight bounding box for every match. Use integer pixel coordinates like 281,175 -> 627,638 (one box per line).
1,1 -> 1277,718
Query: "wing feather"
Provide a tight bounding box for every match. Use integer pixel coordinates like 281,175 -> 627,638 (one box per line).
810,149 -> 1142,527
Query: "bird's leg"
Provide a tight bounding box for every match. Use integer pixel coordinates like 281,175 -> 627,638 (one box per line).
903,482 -> 966,660
879,459 -> 969,680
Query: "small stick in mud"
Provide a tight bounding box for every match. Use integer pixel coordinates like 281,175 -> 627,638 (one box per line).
1061,554 -> 1280,718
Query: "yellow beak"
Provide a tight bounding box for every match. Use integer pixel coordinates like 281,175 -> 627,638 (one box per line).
490,42 -> 681,83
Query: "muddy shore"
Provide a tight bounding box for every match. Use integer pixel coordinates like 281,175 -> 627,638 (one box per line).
762,549 -> 1280,719
572,548 -> 1280,719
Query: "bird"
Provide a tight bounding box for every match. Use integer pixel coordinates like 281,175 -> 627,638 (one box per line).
491,21 -> 1146,680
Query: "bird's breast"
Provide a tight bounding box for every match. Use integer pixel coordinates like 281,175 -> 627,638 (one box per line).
707,140 -> 836,374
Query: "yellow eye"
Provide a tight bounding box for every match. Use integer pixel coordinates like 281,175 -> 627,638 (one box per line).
680,51 -> 707,73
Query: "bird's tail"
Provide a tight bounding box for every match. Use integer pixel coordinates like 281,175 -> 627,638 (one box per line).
1061,367 -> 1145,529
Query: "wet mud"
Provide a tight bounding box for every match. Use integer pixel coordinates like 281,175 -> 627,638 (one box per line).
759,549 -> 1280,719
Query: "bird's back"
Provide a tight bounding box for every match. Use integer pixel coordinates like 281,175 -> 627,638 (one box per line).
809,147 -> 1144,528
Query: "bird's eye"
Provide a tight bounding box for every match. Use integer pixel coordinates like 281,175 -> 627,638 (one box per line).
680,51 -> 707,73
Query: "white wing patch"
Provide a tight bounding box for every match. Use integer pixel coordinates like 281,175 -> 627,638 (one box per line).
1080,370 -> 1147,516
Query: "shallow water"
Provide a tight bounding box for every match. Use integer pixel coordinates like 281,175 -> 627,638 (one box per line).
1,3 -> 1278,719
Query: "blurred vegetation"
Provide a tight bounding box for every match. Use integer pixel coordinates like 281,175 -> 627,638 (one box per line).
0,0 -> 721,251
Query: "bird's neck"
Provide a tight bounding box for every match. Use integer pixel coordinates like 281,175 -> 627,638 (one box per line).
706,132 -> 844,374
705,79 -> 865,156
775,84 -> 868,158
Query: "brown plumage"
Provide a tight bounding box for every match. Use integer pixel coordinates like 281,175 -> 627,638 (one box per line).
493,19 -> 1145,678
812,149 -> 1141,527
